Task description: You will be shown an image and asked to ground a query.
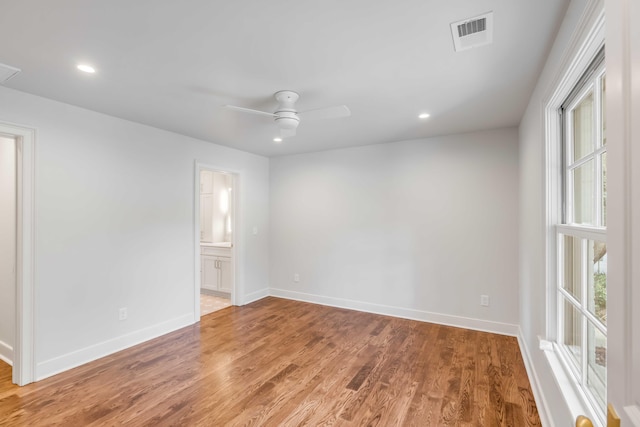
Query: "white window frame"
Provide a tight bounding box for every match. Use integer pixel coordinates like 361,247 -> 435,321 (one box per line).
543,7 -> 606,426
561,61 -> 606,228
556,53 -> 607,421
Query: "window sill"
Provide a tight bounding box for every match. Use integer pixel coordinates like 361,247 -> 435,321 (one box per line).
539,337 -> 604,427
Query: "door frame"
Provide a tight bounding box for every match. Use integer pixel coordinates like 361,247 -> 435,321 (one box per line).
193,162 -> 242,320
605,0 -> 640,422
0,122 -> 35,386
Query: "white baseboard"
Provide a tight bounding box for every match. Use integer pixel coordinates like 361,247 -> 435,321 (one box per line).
36,313 -> 194,381
200,288 -> 231,298
269,288 -> 519,336
243,288 -> 269,305
0,340 -> 13,366
517,328 -> 554,427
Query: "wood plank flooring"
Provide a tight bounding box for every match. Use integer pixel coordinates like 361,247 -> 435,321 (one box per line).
0,297 -> 540,426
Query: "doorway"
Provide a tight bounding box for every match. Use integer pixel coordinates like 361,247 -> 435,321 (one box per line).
195,166 -> 237,319
0,135 -> 16,378
0,122 -> 35,386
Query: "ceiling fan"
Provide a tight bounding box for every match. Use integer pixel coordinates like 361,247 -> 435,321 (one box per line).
223,91 -> 351,138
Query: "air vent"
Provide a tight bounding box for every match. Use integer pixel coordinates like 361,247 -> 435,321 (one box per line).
0,62 -> 21,84
457,18 -> 486,37
450,12 -> 493,52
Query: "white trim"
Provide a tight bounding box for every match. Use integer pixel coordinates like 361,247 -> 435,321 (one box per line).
605,0 -> 640,420
0,121 -> 36,386
243,288 -> 269,305
544,10 -> 605,339
540,339 -> 604,426
193,166 -> 200,322
269,288 -> 519,336
555,224 -> 606,242
516,331 -> 554,427
35,313 -> 193,381
545,101 -> 563,341
542,3 -> 605,106
541,2 -> 607,423
0,340 -> 13,366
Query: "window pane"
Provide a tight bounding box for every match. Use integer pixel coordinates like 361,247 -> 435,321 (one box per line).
561,235 -> 582,301
562,298 -> 583,373
601,152 -> 607,226
587,240 -> 607,325
572,160 -> 596,225
601,75 -> 606,146
587,322 -> 607,409
572,91 -> 594,160
572,160 -> 596,224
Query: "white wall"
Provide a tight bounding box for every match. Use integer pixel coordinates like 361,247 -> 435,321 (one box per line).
270,128 -> 519,329
0,136 -> 16,365
518,0 -> 595,424
0,86 -> 269,379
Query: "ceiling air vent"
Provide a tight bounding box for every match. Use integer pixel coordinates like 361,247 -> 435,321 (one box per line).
0,62 -> 21,84
450,12 -> 493,52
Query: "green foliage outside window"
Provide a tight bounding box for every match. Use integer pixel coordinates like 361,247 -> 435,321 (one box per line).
594,272 -> 607,322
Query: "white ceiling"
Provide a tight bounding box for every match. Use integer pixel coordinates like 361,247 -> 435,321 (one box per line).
0,0 -> 568,157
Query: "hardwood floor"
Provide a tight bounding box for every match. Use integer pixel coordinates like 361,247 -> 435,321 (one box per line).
0,297 -> 540,426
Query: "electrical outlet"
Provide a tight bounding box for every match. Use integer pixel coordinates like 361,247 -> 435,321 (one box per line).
119,307 -> 128,320
294,273 -> 300,283
480,295 -> 489,307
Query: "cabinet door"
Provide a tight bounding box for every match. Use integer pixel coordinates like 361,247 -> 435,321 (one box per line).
200,194 -> 213,242
201,255 -> 218,290
217,256 -> 233,293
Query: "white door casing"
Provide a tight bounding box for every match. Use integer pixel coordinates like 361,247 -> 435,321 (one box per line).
0,122 -> 35,386
605,0 -> 640,423
0,136 -> 16,366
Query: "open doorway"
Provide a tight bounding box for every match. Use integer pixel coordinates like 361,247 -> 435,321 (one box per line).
0,122 -> 35,387
196,168 -> 236,318
0,135 -> 16,381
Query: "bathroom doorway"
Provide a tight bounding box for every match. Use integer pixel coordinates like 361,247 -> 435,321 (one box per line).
196,168 -> 236,318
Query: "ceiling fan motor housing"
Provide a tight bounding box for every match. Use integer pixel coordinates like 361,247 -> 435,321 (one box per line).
274,90 -> 300,129
274,113 -> 299,129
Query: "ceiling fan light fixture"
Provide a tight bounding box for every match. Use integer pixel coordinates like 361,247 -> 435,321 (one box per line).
275,116 -> 300,130
77,64 -> 96,73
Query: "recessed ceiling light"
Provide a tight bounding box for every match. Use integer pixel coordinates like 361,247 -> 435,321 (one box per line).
418,113 -> 431,119
273,137 -> 283,143
77,64 -> 96,73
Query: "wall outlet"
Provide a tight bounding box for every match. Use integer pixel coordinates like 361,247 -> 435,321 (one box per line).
119,307 -> 128,320
293,273 -> 300,283
480,295 -> 489,307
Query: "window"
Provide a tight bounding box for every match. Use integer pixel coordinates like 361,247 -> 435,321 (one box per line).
556,48 -> 607,419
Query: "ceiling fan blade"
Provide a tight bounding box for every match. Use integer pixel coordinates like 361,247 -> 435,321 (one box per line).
223,105 -> 276,118
298,105 -> 351,120
280,128 -> 296,138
